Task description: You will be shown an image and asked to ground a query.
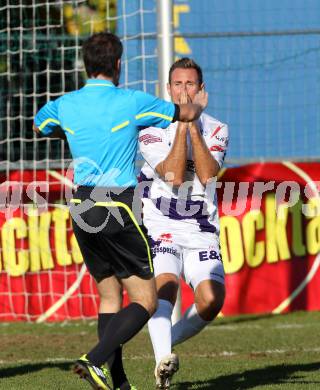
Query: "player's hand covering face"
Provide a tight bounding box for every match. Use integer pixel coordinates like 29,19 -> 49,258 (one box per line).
180,89 -> 189,105
193,88 -> 208,111
168,67 -> 203,104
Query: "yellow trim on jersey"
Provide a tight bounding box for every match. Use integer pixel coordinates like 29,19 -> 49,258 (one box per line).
65,127 -> 74,135
111,120 -> 130,132
38,118 -> 60,131
70,199 -> 153,272
135,112 -> 172,122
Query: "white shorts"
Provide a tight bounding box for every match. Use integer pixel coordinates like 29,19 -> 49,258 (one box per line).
151,238 -> 225,291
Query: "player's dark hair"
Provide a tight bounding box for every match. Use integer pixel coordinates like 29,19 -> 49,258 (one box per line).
168,57 -> 203,85
83,32 -> 123,81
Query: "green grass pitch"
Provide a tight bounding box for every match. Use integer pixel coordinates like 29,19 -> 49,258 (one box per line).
0,311 -> 319,389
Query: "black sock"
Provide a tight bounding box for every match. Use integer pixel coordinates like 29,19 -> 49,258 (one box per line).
88,303 -> 150,367
98,313 -> 128,388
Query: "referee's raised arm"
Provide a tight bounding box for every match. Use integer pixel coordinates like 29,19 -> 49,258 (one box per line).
133,87 -> 208,131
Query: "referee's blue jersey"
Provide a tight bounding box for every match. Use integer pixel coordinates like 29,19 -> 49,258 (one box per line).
34,79 -> 176,187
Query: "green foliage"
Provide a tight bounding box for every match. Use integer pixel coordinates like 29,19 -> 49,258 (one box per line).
64,0 -> 117,36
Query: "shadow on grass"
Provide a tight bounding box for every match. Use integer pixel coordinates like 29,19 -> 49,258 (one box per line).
214,310 -> 308,327
0,361 -> 72,378
214,313 -> 274,326
172,362 -> 320,389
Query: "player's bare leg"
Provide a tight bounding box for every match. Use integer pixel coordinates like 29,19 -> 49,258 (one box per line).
97,275 -> 123,313
148,273 -> 180,389
194,279 -> 225,321
156,273 -> 180,305
121,274 -> 158,315
172,280 -> 225,346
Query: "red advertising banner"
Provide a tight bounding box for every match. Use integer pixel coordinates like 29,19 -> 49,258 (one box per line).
218,162 -> 320,316
0,162 -> 319,321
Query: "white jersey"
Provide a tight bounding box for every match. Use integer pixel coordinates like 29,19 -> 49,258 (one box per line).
139,112 -> 229,248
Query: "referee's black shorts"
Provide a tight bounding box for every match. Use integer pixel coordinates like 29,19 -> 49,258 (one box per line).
70,186 -> 153,283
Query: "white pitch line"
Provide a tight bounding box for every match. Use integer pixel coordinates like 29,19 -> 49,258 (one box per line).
190,322 -> 320,331
1,347 -> 319,365
3,321 -> 319,331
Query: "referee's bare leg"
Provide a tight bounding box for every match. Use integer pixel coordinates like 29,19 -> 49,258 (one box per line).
87,274 -> 157,383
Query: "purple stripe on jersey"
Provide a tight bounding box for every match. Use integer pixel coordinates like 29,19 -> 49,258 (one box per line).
138,170 -> 153,198
152,196 -> 216,233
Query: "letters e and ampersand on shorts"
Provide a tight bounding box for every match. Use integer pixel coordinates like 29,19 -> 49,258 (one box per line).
139,113 -> 229,290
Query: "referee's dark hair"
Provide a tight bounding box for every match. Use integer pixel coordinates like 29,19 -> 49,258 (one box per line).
168,57 -> 203,85
83,32 -> 123,81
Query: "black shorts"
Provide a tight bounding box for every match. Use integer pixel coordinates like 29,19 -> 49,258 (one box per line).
70,186 -> 153,282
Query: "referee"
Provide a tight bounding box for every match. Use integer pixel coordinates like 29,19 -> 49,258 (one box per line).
33,32 -> 208,390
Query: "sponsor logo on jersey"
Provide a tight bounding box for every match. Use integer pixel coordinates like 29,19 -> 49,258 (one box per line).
139,134 -> 162,145
215,135 -> 229,146
152,245 -> 178,257
210,125 -> 224,138
158,232 -> 173,243
209,145 -> 225,152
